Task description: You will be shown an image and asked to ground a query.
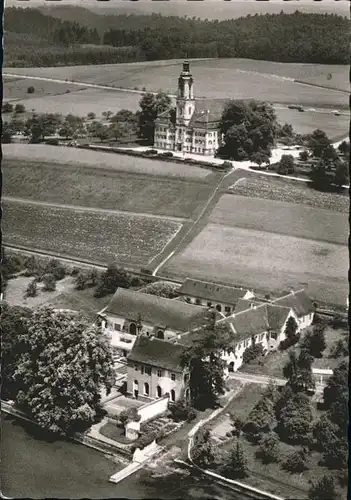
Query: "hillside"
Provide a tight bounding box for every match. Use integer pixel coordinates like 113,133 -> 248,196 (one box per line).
4,8 -> 349,67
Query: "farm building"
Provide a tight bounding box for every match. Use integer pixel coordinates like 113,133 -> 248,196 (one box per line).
178,277 -> 254,315
98,287 -> 212,357
154,60 -> 227,156
270,289 -> 315,330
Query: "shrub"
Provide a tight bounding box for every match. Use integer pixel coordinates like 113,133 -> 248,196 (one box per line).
301,324 -> 326,358
282,448 -> 308,473
45,138 -> 59,146
42,273 -> 56,292
14,104 -> 26,114
308,475 -> 337,500
2,102 -> 13,113
25,279 -> 37,298
330,313 -> 348,330
70,267 -> 80,276
119,407 -> 141,427
44,259 -> 66,281
94,264 -> 131,297
277,154 -> 295,175
243,342 -> 265,364
27,86 -> 35,94
169,399 -> 197,422
299,150 -> 309,161
222,161 -> 233,168
87,112 -> 96,120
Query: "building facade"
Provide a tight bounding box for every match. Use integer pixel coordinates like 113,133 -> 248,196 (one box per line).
126,336 -> 189,403
154,61 -> 227,156
178,278 -> 255,316
99,287 -> 210,357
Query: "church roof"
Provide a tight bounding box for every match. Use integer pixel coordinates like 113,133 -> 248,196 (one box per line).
189,99 -> 230,128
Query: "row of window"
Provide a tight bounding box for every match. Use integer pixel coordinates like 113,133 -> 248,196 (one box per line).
112,322 -> 165,340
185,297 -> 231,314
133,381 -> 177,401
133,364 -> 176,380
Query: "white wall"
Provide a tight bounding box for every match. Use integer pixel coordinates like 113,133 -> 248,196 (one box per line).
137,395 -> 169,423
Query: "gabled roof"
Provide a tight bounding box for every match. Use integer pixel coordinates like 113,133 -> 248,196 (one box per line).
178,278 -> 248,305
105,288 -> 209,332
271,290 -> 314,318
127,335 -> 184,372
221,303 -> 292,344
234,298 -> 260,313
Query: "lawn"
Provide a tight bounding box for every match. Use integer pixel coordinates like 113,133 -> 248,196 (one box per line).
210,194 -> 348,245
3,201 -> 182,269
228,176 -> 349,214
225,383 -> 265,421
162,223 -> 349,307
2,144 -> 211,181
3,159 -> 215,220
4,274 -> 112,320
99,422 -> 131,445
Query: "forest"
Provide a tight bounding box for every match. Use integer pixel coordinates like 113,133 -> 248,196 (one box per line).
4,8 -> 349,67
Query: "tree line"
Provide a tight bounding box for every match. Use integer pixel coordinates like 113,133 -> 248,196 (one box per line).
4,8 -> 349,67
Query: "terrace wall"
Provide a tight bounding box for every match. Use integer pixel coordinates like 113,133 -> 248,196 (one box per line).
137,394 -> 169,423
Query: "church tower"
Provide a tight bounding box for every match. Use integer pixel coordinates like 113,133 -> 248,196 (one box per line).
176,61 -> 195,127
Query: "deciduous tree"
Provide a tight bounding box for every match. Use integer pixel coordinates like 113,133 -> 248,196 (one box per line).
14,308 -> 114,435
308,475 -> 337,500
1,303 -> 32,400
257,432 -> 280,464
283,349 -> 315,393
323,361 -> 348,433
192,428 -> 217,467
282,448 -> 308,473
278,392 -> 313,444
139,92 -> 172,144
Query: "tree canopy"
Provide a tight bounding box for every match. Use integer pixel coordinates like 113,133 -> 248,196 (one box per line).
138,92 -> 172,144
181,311 -> 231,410
13,308 -> 115,435
218,100 -> 277,161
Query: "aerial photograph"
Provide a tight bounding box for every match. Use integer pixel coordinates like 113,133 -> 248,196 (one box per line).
1,0 -> 349,499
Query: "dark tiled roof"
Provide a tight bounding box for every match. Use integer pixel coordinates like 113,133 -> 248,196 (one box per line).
220,303 -> 291,344
234,299 -> 259,313
127,336 -> 184,372
189,98 -> 230,128
272,290 -> 314,318
105,288 -> 209,332
178,278 -> 249,305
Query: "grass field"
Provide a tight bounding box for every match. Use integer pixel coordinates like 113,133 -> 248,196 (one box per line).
3,160 -> 215,219
4,58 -> 348,98
228,176 -> 349,213
163,222 -> 348,307
3,201 -> 182,268
3,76 -> 87,102
3,58 -> 348,137
2,144 -> 210,181
211,194 -> 348,245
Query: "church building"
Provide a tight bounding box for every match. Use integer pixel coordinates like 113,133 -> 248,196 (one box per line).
154,61 -> 227,156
